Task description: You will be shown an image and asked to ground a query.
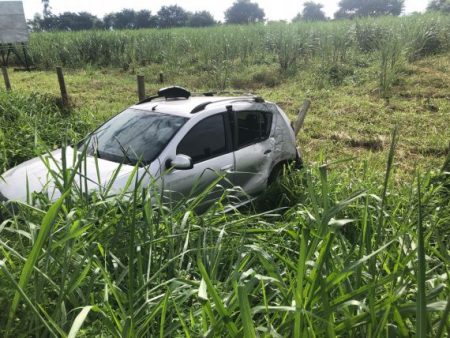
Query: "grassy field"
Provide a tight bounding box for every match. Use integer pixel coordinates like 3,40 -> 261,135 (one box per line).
0,14 -> 449,337
2,54 -> 449,175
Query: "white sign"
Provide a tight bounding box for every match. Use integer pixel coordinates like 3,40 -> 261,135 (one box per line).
0,1 -> 29,44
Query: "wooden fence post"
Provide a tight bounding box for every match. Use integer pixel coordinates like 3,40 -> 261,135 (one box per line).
56,66 -> 69,107
137,75 -> 145,101
159,72 -> 164,84
2,66 -> 11,91
293,99 -> 311,138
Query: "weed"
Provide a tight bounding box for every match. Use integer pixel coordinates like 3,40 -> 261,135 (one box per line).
379,33 -> 405,99
0,140 -> 448,336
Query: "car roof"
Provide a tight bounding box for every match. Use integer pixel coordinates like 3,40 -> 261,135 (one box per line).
130,96 -> 271,118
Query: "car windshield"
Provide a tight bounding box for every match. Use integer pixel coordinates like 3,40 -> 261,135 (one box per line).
81,108 -> 188,165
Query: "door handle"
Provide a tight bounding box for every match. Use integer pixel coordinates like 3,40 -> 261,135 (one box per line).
264,149 -> 272,155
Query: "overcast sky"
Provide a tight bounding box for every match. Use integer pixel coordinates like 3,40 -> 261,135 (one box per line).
11,0 -> 429,20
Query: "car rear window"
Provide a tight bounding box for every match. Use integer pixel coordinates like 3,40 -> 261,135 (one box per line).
82,109 -> 187,165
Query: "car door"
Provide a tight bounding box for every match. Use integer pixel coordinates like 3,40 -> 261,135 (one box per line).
231,108 -> 275,195
162,113 -> 235,202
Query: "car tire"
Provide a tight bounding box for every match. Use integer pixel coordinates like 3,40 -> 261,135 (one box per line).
268,155 -> 304,186
268,161 -> 288,186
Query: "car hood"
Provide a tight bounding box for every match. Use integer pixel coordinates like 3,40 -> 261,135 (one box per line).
0,147 -> 137,202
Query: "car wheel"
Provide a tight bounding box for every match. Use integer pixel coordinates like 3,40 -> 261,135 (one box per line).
268,161 -> 289,186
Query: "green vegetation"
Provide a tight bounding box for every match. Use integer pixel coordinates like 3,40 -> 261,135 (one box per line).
1,13 -> 449,337
335,0 -> 404,18
428,0 -> 450,13
30,0 -> 415,32
0,92 -> 91,172
293,2 -> 327,22
0,140 -> 448,336
26,14 -> 449,73
225,0 -> 266,24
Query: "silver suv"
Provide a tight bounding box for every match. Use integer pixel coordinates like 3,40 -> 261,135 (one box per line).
0,87 -> 301,204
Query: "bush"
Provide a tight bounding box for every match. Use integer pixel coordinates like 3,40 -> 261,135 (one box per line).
230,64 -> 282,89
409,22 -> 444,60
0,92 -> 91,171
355,21 -> 388,52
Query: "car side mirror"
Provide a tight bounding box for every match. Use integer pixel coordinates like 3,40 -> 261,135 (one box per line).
168,154 -> 193,170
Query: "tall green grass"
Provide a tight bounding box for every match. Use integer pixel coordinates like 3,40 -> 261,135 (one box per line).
26,14 -> 450,69
0,136 -> 448,336
1,14 -> 449,336
23,13 -> 450,97
0,91 -> 92,172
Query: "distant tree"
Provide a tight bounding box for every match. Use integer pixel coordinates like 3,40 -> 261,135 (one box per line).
113,9 -> 137,29
29,11 -> 100,31
157,5 -> 189,28
57,12 -> 99,31
187,11 -> 216,27
297,2 -> 327,21
103,9 -> 158,30
334,0 -> 404,19
42,0 -> 51,17
102,13 -> 115,30
427,0 -> 450,12
225,0 -> 266,24
28,13 -> 55,31
135,10 -> 158,28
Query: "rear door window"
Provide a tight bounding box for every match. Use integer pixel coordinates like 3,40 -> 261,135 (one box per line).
177,114 -> 227,163
235,111 -> 272,149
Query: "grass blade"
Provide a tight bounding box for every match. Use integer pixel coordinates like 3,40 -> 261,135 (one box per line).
197,256 -> 238,336
1,260 -> 61,337
6,191 -> 68,332
416,173 -> 427,338
237,283 -> 256,338
68,306 -> 93,338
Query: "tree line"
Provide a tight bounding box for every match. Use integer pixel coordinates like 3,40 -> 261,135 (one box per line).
30,0 -> 449,32
30,7 -> 217,31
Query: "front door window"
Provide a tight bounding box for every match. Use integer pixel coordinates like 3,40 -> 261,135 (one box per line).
177,114 -> 227,163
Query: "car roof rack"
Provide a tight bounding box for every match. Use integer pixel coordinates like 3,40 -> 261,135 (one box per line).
190,101 -> 213,114
190,96 -> 266,114
137,86 -> 191,104
194,91 -> 265,103
137,86 -> 266,111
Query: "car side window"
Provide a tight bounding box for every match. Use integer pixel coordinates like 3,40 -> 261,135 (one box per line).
236,111 -> 272,148
177,114 -> 227,163
260,112 -> 273,139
